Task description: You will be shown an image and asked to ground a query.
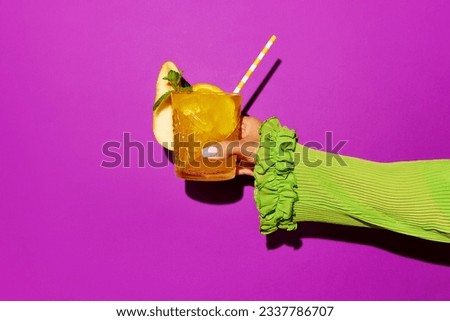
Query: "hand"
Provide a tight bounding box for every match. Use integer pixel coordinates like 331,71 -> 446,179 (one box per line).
202,116 -> 261,176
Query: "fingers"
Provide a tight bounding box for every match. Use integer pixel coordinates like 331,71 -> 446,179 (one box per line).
202,139 -> 258,177
237,166 -> 254,176
200,115 -> 261,177
202,140 -> 258,160
240,116 -> 262,141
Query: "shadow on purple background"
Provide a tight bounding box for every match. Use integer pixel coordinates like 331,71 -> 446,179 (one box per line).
186,176 -> 254,204
164,147 -> 254,204
268,223 -> 450,266
242,58 -> 283,116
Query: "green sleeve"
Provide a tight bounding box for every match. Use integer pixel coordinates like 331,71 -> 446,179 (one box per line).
254,117 -> 450,243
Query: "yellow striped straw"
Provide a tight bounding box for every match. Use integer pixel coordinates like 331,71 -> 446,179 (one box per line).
233,35 -> 277,94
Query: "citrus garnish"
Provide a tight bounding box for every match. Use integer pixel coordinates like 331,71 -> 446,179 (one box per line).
192,83 -> 223,93
172,84 -> 238,143
153,63 -> 238,150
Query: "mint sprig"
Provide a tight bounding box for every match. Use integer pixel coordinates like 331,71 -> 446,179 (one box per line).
153,70 -> 192,111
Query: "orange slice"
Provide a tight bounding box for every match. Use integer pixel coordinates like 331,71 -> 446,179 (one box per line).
153,63 -> 228,150
192,83 -> 223,93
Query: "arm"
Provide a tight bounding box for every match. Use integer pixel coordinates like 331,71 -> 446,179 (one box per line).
255,118 -> 450,243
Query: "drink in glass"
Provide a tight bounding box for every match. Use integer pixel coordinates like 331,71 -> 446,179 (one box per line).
171,91 -> 241,181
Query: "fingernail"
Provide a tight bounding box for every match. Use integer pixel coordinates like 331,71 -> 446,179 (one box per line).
202,145 -> 219,157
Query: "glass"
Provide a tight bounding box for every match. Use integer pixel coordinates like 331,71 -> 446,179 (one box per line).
171,91 -> 241,181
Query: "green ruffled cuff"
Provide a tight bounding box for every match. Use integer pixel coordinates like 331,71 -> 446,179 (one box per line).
254,117 -> 299,234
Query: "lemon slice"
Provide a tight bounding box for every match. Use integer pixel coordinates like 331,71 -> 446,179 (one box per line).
153,64 -> 230,150
175,83 -> 238,143
192,83 -> 223,93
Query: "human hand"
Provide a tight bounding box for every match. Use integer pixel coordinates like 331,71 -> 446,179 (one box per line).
202,116 -> 261,176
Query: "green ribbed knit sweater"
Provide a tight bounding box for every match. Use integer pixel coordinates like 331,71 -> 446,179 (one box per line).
254,118 -> 450,243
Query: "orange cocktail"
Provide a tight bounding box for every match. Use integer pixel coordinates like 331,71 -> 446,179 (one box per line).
171,91 -> 241,181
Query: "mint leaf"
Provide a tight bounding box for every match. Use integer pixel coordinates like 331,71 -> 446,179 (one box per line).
153,70 -> 192,111
163,70 -> 180,87
153,90 -> 172,111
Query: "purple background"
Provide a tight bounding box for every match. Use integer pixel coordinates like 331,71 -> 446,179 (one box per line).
1,0 -> 450,300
